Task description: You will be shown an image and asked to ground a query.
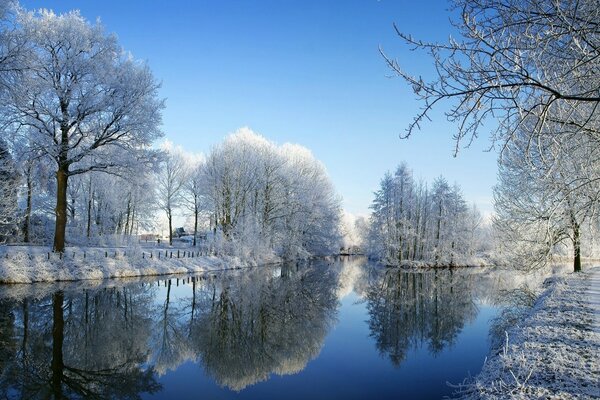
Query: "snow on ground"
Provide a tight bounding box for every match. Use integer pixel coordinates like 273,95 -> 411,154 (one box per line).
457,267 -> 600,399
0,245 -> 254,283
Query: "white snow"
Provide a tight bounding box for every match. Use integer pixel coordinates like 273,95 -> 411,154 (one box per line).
0,245 -> 251,283
456,267 -> 600,399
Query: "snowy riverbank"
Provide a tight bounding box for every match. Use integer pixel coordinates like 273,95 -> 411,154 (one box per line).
0,245 -> 261,283
458,266 -> 600,399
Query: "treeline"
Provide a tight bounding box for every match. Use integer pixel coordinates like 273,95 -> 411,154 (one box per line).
0,3 -> 341,261
366,163 -> 486,266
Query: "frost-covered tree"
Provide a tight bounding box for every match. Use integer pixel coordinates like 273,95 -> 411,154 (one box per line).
384,0 -> 600,154
385,0 -> 600,270
183,160 -> 207,247
367,163 -> 481,266
4,9 -> 163,252
201,129 -> 341,261
156,144 -> 188,246
494,128 -> 600,272
0,138 -> 18,242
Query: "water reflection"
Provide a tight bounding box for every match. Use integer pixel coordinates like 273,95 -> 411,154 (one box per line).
0,263 -> 339,398
0,259 -> 559,399
365,269 -> 478,365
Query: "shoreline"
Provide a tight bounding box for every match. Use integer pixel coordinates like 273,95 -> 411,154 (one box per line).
456,266 -> 600,399
0,244 -> 345,284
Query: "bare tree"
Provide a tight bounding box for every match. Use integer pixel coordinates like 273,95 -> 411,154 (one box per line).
383,0 -> 599,154
183,161 -> 206,247
156,147 -> 188,246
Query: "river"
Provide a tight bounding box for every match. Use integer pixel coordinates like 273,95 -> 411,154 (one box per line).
0,256 -> 562,399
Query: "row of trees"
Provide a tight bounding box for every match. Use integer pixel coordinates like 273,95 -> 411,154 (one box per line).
386,0 -> 600,271
365,163 -> 485,266
157,129 -> 342,261
0,2 -> 342,260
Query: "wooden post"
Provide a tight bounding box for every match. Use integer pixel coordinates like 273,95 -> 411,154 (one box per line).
177,250 -> 180,258
48,252 -> 50,260
105,251 -> 108,258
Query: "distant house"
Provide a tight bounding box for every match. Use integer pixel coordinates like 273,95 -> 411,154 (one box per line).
174,227 -> 186,238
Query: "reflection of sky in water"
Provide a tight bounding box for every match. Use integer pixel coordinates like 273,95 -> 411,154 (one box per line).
1,259 -> 562,400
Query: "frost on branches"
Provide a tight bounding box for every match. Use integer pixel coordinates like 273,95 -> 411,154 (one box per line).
201,129 -> 342,262
386,0 -> 600,272
1,7 -> 163,252
366,162 -> 487,267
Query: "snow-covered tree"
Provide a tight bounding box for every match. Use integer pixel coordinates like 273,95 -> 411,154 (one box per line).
0,138 -> 18,242
183,159 -> 207,247
367,163 -> 481,266
4,9 -> 163,252
201,129 -> 341,261
384,0 -> 600,155
156,143 -> 188,245
494,128 -> 600,272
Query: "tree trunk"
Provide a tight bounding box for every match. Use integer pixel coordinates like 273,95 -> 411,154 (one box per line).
23,165 -> 32,243
193,207 -> 198,247
573,223 -> 581,273
86,180 -> 93,238
168,208 -> 173,245
53,167 -> 69,253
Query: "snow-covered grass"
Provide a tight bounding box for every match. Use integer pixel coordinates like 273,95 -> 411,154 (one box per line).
0,244 -> 260,283
455,267 -> 600,399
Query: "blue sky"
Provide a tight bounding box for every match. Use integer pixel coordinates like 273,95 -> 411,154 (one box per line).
22,0 -> 498,216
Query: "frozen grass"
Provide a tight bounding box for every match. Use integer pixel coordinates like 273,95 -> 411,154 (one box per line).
455,267 -> 600,399
0,244 -> 253,283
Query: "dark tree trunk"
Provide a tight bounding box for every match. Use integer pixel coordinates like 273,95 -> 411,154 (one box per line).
193,207 -> 198,247
573,223 -> 581,273
168,209 -> 173,245
86,180 -> 93,238
53,167 -> 69,253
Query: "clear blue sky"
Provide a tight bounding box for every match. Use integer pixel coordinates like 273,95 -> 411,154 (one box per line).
22,0 -> 498,216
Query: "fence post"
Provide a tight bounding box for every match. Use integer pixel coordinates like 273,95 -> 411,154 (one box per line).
105,251 -> 108,258
142,252 -> 145,259
177,250 -> 180,258
48,252 -> 50,260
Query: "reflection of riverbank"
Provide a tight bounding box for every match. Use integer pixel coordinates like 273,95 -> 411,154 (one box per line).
457,267 -> 600,399
0,262 -> 341,397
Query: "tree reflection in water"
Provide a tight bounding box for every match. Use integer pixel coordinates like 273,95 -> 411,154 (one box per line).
0,286 -> 161,399
0,261 -> 504,398
0,263 -> 340,397
188,263 -> 339,390
366,268 -> 479,365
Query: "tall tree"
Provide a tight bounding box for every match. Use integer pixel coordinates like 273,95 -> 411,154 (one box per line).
5,10 -> 163,252
156,145 -> 188,246
0,138 -> 18,242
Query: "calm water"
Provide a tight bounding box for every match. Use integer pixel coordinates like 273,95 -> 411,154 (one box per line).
0,257 -> 538,399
